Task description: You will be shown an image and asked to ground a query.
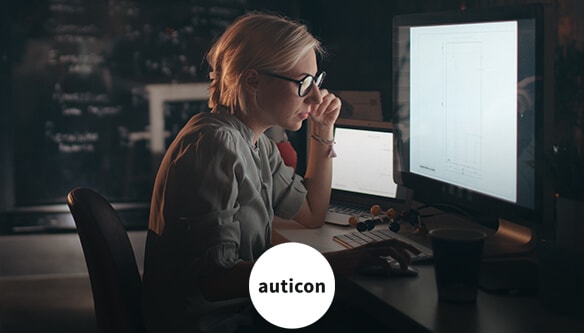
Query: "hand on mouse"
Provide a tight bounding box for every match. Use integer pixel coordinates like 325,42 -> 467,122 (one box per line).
356,238 -> 421,270
324,238 -> 421,275
358,257 -> 419,277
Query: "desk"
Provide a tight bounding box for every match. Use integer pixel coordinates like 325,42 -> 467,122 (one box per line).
273,218 -> 584,333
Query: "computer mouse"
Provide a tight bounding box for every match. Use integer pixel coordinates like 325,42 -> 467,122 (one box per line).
358,259 -> 419,277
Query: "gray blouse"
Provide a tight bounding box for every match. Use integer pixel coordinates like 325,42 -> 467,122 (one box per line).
149,106 -> 307,275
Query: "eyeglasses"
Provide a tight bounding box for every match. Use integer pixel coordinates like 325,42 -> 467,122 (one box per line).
262,71 -> 326,97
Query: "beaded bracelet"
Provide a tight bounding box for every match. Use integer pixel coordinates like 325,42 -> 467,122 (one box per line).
310,133 -> 337,158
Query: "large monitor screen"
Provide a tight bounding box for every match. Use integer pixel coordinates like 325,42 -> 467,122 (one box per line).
393,4 -> 554,229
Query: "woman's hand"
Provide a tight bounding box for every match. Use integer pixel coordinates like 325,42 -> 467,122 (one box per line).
324,238 -> 421,275
309,89 -> 341,135
354,239 -> 421,271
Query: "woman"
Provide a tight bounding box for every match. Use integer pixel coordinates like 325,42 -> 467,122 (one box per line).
143,11 -> 417,332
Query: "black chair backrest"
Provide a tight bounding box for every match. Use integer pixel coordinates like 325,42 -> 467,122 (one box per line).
67,187 -> 145,333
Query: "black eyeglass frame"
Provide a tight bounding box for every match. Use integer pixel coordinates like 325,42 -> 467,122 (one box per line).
262,71 -> 327,97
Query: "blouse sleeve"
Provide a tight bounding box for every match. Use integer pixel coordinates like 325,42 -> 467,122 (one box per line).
265,138 -> 307,219
163,128 -> 244,274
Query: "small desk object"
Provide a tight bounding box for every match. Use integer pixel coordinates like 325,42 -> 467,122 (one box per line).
272,218 -> 584,333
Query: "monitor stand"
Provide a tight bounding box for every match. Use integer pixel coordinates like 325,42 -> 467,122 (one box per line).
479,218 -> 539,295
483,218 -> 536,258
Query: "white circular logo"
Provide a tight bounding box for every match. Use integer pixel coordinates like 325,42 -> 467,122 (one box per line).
249,242 -> 335,329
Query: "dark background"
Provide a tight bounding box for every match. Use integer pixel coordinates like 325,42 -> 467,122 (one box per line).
0,0 -> 582,232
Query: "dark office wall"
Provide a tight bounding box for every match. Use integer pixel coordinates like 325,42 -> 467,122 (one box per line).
1,0 -> 400,214
8,0 -> 255,206
0,0 -> 332,231
1,0 -> 304,232
0,7 -> 11,212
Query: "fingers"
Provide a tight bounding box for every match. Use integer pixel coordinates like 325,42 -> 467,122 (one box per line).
358,246 -> 410,271
310,89 -> 341,123
382,248 -> 411,270
359,239 -> 420,270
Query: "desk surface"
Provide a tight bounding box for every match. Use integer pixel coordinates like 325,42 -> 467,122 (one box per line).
273,218 -> 584,333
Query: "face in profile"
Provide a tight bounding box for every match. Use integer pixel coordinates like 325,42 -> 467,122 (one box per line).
253,51 -> 323,132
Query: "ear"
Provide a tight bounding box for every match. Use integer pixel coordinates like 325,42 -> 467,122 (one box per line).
243,69 -> 260,93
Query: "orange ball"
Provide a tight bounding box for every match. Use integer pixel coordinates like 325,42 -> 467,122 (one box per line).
348,215 -> 359,227
385,208 -> 398,219
370,204 -> 382,216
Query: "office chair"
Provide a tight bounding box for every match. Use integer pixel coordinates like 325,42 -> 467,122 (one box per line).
276,141 -> 298,170
67,187 -> 145,333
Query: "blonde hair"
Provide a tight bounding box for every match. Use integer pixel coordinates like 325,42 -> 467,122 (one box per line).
206,12 -> 325,113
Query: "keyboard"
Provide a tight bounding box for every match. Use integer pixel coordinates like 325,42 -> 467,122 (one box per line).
325,203 -> 369,226
333,228 -> 433,263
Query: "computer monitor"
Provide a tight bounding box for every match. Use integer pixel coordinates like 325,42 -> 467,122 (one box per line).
331,125 -> 397,199
321,120 -> 401,210
392,4 -> 555,247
